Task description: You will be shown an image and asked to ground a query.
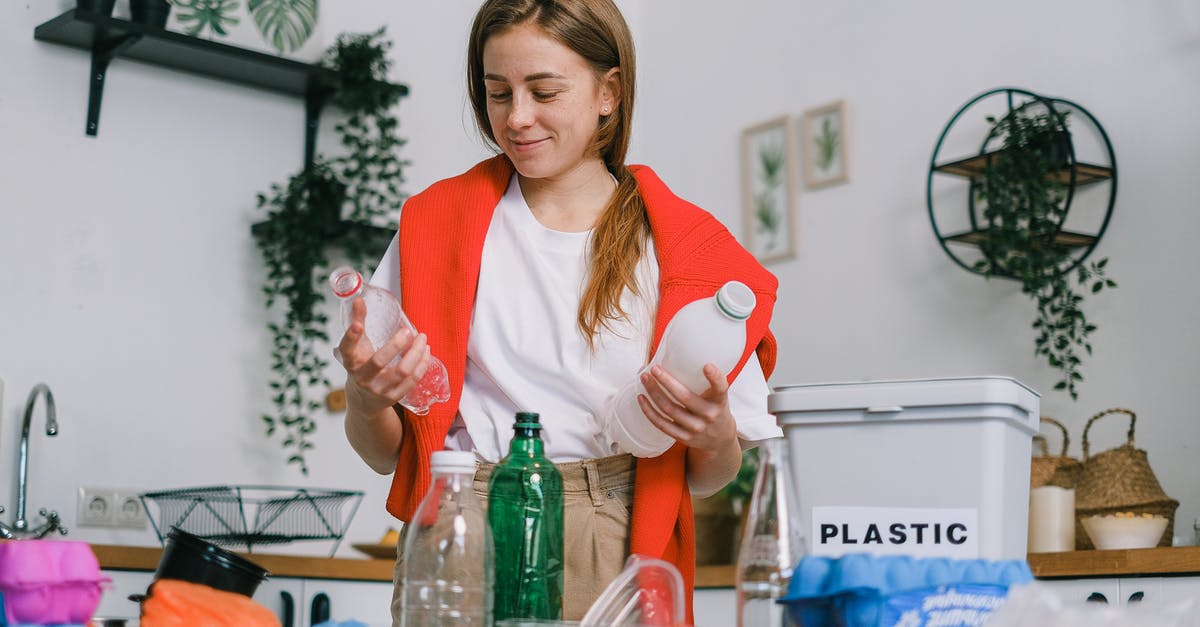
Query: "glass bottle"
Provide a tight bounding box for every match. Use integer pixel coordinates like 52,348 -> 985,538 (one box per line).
328,265 -> 451,415
487,412 -> 564,622
401,450 -> 493,626
736,437 -> 805,627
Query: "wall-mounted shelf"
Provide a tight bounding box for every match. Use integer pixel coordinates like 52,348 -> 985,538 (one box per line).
926,87 -> 1117,279
32,8 -> 408,165
934,152 -> 1113,187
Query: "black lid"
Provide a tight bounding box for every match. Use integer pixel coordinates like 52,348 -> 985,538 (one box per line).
513,412 -> 542,436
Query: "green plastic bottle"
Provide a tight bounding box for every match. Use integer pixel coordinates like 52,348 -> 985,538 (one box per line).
487,412 -> 564,621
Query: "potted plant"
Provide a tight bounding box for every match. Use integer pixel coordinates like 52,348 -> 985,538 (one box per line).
973,105 -> 1116,400
694,447 -> 760,565
255,28 -> 408,474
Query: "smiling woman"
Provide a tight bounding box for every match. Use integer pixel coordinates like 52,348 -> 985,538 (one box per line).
335,0 -> 781,623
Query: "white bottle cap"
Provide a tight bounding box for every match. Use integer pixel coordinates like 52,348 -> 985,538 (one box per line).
431,450 -> 477,474
715,281 -> 755,320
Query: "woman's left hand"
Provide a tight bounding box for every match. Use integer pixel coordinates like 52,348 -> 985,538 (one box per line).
637,363 -> 738,453
638,363 -> 743,496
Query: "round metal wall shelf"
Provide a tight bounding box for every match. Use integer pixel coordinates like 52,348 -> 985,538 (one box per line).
926,87 -> 1118,278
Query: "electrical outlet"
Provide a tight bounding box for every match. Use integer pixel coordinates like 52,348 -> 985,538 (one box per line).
113,490 -> 148,529
77,487 -> 148,528
78,487 -> 114,527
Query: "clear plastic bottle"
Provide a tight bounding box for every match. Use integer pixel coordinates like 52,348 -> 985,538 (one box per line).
328,265 -> 451,415
607,280 -> 756,457
401,450 -> 493,627
487,412 -> 564,622
736,437 -> 805,627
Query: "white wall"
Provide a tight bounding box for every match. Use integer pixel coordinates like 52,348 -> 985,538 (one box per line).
636,0 -> 1200,541
1,0 -> 1198,560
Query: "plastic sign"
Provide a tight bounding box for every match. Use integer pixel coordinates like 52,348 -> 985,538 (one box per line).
811,506 -> 980,558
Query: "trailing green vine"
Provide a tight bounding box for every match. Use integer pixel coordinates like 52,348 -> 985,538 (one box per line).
256,28 -> 408,473
974,107 -> 1116,400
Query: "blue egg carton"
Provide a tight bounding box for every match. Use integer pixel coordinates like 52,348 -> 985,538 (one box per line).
777,554 -> 1033,627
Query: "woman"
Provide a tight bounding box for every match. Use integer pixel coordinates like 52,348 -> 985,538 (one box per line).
336,0 -> 781,622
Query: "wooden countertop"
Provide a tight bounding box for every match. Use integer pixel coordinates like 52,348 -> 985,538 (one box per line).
93,544 -> 744,587
1027,546 -> 1200,579
95,544 -> 1200,587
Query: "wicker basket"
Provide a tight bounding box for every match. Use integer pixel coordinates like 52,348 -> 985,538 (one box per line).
1030,416 -> 1082,489
1074,408 -> 1179,550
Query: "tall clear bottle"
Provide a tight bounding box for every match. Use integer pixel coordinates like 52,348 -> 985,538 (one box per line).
328,265 -> 451,415
487,412 -> 564,622
736,437 -> 805,627
401,450 -> 494,626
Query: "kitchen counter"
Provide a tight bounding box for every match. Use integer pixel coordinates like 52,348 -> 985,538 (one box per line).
1027,546 -> 1200,578
96,544 -> 1200,586
92,543 -> 742,586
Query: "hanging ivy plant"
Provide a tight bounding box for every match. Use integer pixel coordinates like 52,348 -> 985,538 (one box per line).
973,107 -> 1116,400
256,27 -> 408,474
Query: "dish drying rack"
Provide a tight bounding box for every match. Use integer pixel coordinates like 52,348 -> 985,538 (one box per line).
140,485 -> 364,557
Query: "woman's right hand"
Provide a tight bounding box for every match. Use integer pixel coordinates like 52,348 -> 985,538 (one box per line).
336,298 -> 430,474
336,298 -> 433,414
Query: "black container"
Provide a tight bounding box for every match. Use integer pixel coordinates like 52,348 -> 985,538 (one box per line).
76,0 -> 116,16
154,527 -> 270,597
129,0 -> 171,28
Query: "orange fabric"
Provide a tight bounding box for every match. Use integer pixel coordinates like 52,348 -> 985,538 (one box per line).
387,156 -> 779,624
140,579 -> 280,627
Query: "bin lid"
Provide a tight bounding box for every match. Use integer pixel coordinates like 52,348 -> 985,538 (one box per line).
769,376 -> 1039,431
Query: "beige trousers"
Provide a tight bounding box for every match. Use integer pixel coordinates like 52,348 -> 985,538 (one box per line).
391,453 -> 636,625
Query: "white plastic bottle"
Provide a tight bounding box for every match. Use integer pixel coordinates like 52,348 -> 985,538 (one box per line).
607,280 -> 756,457
401,450 -> 494,626
328,265 -> 451,415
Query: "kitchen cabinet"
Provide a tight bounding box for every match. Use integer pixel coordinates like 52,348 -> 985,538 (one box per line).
255,577 -> 394,627
92,569 -> 393,625
694,587 -> 736,627
94,569 -> 154,619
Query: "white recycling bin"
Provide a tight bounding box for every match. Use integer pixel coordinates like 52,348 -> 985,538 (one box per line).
768,376 -> 1039,560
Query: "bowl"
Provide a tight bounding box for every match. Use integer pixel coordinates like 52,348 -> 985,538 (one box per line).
1082,513 -> 1168,550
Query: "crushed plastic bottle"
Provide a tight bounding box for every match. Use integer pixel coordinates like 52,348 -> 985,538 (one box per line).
328,265 -> 451,415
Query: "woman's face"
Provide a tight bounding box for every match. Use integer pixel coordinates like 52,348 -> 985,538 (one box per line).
482,23 -> 614,181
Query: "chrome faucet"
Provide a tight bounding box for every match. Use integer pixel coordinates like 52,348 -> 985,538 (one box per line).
0,383 -> 68,539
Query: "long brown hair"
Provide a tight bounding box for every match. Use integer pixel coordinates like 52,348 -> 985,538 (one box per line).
467,0 -> 650,349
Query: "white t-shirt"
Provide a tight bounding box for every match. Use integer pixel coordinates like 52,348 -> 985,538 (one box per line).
370,174 -> 781,462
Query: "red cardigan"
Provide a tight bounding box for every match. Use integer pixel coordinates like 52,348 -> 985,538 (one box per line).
388,156 -> 778,620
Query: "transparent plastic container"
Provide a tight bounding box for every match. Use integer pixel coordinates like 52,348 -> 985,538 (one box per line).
328,265 -> 451,415
578,554 -> 686,626
401,450 -> 493,626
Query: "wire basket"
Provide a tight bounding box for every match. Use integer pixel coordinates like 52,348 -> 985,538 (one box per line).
140,485 -> 364,557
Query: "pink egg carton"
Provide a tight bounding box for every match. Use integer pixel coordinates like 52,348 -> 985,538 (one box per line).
0,540 -> 111,625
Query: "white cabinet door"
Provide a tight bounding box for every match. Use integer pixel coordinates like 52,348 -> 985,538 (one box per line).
1117,576 -> 1162,606
255,577 -> 393,627
1157,576 -> 1200,605
95,570 -> 153,620
693,588 -> 736,627
1038,577 -> 1121,606
253,577 -> 308,626
302,579 -> 394,627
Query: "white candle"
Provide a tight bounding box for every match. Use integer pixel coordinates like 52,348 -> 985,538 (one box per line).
1028,486 -> 1075,553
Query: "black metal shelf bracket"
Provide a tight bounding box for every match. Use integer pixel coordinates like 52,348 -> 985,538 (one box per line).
304,86 -> 327,168
86,32 -> 139,135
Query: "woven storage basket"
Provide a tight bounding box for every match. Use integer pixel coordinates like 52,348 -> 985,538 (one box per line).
1074,408 -> 1179,550
1030,416 -> 1082,489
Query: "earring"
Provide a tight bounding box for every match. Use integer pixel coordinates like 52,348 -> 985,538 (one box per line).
601,105 -> 610,115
